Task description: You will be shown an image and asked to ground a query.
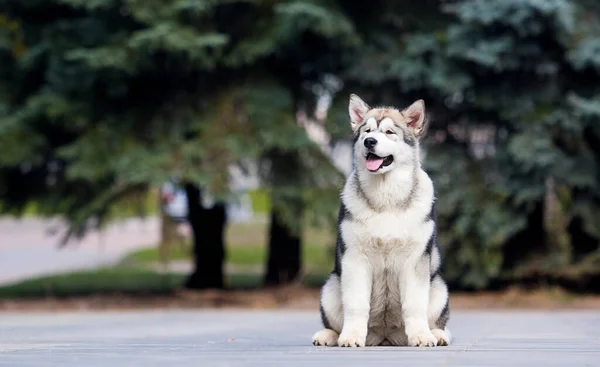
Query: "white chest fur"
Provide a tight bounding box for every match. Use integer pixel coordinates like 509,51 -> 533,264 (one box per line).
341,169 -> 435,257
343,211 -> 433,253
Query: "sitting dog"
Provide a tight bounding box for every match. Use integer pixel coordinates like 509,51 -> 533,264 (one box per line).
312,94 -> 451,347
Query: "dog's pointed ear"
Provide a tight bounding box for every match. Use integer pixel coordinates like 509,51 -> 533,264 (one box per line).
349,94 -> 371,132
404,99 -> 426,136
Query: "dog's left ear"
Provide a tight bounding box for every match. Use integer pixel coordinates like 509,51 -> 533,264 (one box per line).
403,99 -> 426,136
349,94 -> 371,132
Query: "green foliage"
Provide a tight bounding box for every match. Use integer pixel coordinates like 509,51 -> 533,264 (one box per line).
2,0 -> 599,290
275,2 -> 356,41
334,0 -> 600,289
445,0 -> 600,287
436,0 -> 600,288
0,0 -> 348,242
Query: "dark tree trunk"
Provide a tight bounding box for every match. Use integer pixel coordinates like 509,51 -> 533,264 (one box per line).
184,183 -> 227,289
264,207 -> 302,286
263,148 -> 304,286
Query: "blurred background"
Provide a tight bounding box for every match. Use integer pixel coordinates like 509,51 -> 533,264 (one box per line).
0,0 -> 599,307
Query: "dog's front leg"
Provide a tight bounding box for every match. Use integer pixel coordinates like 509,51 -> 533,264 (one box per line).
401,257 -> 437,347
338,250 -> 372,347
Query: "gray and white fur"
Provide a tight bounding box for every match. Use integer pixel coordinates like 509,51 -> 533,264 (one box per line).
312,94 -> 451,347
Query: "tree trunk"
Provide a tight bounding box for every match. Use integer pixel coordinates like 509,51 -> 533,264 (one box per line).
264,207 -> 302,286
264,148 -> 304,286
184,183 -> 227,289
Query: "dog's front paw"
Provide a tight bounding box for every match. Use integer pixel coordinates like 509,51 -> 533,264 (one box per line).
312,329 -> 339,346
431,328 -> 451,346
407,330 -> 438,347
338,329 -> 366,347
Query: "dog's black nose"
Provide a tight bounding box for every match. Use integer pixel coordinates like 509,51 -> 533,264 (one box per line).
364,137 -> 377,149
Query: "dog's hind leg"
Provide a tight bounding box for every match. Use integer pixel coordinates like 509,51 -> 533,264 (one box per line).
366,328 -> 385,346
312,273 -> 343,346
428,275 -> 451,346
386,328 -> 409,346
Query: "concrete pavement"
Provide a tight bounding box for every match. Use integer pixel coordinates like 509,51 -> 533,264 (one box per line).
1,310 -> 598,366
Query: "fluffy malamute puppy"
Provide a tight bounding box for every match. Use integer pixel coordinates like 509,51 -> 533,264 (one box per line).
312,94 -> 451,347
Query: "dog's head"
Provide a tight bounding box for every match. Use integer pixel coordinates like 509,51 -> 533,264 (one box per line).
349,94 -> 426,175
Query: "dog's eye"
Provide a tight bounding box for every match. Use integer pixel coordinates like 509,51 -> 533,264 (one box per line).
365,129 -> 371,133
386,130 -> 395,135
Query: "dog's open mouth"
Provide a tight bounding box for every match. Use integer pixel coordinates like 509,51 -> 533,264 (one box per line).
366,153 -> 394,172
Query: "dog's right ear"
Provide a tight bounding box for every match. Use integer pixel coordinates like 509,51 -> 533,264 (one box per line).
349,94 -> 370,132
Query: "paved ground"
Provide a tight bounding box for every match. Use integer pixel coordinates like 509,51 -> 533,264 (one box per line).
0,310 -> 598,366
0,217 -> 160,284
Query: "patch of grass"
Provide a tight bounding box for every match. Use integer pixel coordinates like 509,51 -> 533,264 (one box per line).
227,245 -> 264,265
227,243 -> 332,270
0,268 -> 185,299
122,243 -> 334,272
226,272 -> 328,289
248,190 -> 270,213
0,267 -> 329,299
122,244 -> 191,264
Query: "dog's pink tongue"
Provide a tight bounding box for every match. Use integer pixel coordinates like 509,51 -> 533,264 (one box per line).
366,157 -> 384,171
